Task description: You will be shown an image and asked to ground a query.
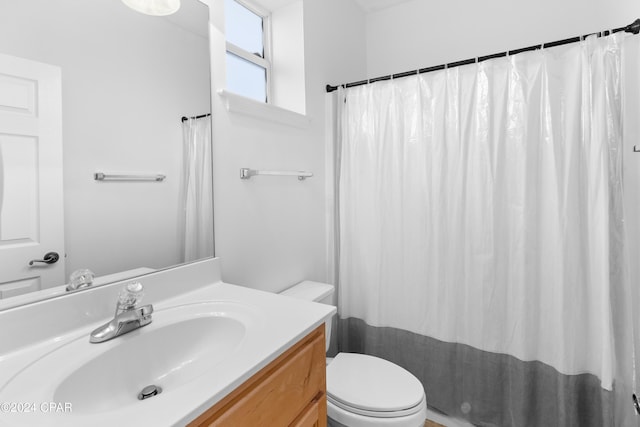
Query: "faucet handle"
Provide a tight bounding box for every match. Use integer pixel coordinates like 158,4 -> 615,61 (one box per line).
117,282 -> 144,310
66,268 -> 95,292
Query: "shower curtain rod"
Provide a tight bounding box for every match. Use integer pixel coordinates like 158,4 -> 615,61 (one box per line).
181,113 -> 211,122
326,18 -> 640,93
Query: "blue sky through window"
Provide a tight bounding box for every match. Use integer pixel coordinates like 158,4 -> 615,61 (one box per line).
226,52 -> 267,102
225,0 -> 263,55
225,0 -> 266,102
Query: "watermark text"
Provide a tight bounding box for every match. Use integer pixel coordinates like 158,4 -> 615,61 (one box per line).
0,402 -> 72,414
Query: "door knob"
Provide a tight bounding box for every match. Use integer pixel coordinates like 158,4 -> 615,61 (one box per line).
28,252 -> 60,266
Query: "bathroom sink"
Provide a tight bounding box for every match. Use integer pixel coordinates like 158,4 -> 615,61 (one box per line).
0,301 -> 257,418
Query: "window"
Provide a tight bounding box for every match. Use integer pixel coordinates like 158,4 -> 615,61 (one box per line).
225,0 -> 271,103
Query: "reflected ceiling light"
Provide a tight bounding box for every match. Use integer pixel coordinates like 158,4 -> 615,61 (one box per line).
122,0 -> 181,16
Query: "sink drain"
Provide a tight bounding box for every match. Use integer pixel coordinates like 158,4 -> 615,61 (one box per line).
138,385 -> 162,400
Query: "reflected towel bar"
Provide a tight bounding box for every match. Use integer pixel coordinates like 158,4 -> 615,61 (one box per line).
94,172 -> 166,182
240,168 -> 313,181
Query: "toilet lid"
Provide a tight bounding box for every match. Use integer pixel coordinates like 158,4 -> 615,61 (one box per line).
326,353 -> 425,414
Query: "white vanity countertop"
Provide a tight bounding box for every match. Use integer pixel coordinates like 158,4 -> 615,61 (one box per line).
0,259 -> 335,427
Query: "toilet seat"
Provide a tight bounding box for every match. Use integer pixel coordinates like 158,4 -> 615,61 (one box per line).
327,393 -> 426,418
326,353 -> 425,418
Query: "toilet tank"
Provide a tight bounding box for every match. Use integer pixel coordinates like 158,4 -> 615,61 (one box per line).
280,281 -> 335,351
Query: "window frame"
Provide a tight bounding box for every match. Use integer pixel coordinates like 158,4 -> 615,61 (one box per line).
225,0 -> 272,103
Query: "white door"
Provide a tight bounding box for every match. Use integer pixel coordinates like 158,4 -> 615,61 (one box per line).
0,53 -> 65,299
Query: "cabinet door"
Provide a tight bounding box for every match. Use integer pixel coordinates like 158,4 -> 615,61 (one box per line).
290,398 -> 322,427
190,325 -> 326,427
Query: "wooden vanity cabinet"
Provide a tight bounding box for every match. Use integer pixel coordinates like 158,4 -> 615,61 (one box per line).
189,325 -> 327,427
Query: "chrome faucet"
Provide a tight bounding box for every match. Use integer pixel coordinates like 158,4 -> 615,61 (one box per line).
90,282 -> 153,343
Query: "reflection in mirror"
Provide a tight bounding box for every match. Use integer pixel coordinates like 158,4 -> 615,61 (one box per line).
0,0 -> 213,309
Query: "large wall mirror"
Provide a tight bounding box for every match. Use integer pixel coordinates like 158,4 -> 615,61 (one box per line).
0,0 -> 213,309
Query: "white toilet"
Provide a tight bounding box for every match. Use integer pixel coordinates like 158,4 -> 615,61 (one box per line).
281,281 -> 427,427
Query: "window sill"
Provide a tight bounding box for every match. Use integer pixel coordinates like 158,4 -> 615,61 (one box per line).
217,90 -> 310,129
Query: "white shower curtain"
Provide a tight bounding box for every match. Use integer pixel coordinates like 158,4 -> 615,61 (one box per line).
337,33 -> 628,426
180,116 -> 214,262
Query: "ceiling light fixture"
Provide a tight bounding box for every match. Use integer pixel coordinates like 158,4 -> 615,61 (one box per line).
121,0 -> 181,16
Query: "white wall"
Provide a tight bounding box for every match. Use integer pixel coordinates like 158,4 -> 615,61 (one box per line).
0,0 -> 211,279
622,35 -> 640,427
271,1 -> 307,114
209,0 -> 366,292
365,0 -> 640,77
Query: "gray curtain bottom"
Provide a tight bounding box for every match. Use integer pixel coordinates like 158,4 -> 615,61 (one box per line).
336,317 -> 612,427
